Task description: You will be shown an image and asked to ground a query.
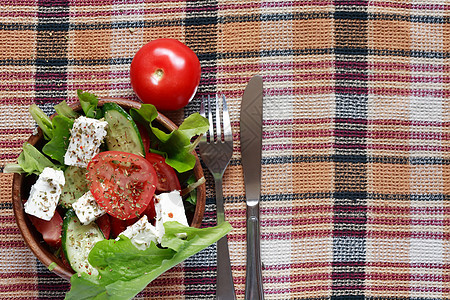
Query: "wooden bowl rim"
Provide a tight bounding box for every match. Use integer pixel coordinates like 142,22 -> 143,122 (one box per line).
12,97 -> 206,280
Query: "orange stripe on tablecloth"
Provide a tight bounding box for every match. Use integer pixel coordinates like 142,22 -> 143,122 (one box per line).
0,30 -> 37,60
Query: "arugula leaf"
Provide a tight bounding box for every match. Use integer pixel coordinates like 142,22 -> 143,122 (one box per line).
55,100 -> 79,119
13,142 -> 58,175
65,221 -> 232,300
130,104 -> 209,173
42,115 -> 74,164
77,90 -> 103,119
29,104 -> 53,140
129,103 -> 158,125
160,113 -> 209,172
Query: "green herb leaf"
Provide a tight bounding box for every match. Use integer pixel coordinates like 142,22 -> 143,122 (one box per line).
48,262 -> 58,271
42,115 -> 74,164
65,221 -> 232,300
182,175 -> 205,206
16,142 -> 58,175
29,104 -> 53,140
77,90 -> 103,119
55,100 -> 79,119
130,104 -> 209,173
3,164 -> 24,174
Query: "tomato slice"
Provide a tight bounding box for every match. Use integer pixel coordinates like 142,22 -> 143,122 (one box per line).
87,151 -> 157,220
28,210 -> 63,249
96,214 -> 111,239
110,217 -> 127,239
110,196 -> 157,239
146,153 -> 181,192
142,196 -> 157,221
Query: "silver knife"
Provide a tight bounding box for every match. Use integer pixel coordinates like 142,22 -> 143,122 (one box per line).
240,75 -> 264,300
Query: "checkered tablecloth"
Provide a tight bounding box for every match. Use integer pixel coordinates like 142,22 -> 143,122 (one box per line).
1,0 -> 449,299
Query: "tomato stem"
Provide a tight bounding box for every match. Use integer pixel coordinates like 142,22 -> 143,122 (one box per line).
151,69 -> 164,84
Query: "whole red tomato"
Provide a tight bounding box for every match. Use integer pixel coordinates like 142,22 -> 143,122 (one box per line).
130,39 -> 201,111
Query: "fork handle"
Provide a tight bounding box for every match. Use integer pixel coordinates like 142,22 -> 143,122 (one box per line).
214,178 -> 236,300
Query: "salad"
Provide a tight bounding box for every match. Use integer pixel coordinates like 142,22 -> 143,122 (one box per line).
7,90 -> 231,299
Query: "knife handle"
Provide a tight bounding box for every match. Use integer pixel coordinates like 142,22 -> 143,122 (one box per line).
245,203 -> 264,300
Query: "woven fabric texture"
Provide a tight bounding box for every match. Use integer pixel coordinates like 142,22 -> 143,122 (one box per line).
1,0 -> 449,299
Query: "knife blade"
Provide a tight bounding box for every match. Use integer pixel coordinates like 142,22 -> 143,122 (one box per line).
240,75 -> 264,300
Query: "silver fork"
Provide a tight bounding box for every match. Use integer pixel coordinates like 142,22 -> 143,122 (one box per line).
199,95 -> 236,300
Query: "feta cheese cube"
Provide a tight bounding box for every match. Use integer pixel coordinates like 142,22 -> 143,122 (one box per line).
155,190 -> 189,227
119,215 -> 161,250
116,191 -> 189,250
24,167 -> 65,221
64,116 -> 108,168
72,191 -> 105,225
153,205 -> 165,239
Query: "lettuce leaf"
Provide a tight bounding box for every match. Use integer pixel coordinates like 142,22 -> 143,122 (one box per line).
130,104 -> 209,173
77,90 -> 103,119
29,104 -> 53,140
15,142 -> 58,175
65,221 -> 232,300
42,115 -> 74,164
55,100 -> 79,119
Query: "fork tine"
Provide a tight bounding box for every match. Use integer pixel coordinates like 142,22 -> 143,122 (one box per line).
222,95 -> 232,142
207,95 -> 214,141
200,96 -> 205,118
215,95 -> 222,142
199,96 -> 207,143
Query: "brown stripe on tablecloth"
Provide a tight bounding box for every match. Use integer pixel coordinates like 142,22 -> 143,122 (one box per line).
332,0 -> 369,298
34,1 -> 71,297
34,0 -> 69,108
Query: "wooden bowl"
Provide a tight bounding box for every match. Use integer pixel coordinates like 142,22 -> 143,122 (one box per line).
12,98 -> 206,280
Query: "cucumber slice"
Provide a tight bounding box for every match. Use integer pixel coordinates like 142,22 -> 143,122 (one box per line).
103,102 -> 145,156
60,166 -> 89,208
62,209 -> 104,276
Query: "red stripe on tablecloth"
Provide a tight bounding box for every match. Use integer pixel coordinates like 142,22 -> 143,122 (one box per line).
0,272 -> 38,279
219,61 -> 334,74
371,62 -> 446,72
0,283 -> 38,293
264,130 -> 333,139
262,118 -> 450,127
264,129 -> 450,140
71,7 -> 184,17
369,74 -> 444,83
367,231 -> 445,239
226,86 -> 334,98
260,143 -> 450,152
0,140 -> 28,148
372,1 -> 448,9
